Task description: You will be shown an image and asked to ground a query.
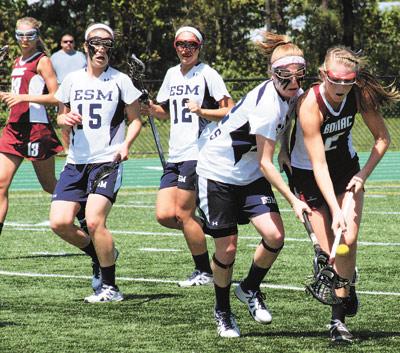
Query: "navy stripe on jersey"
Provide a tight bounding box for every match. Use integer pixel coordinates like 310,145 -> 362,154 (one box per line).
198,77 -> 219,137
230,121 -> 256,165
256,80 -> 271,106
109,84 -> 125,145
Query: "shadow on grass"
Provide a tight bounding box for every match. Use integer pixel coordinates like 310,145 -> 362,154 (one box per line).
116,292 -> 182,305
0,253 -> 85,260
0,321 -> 21,328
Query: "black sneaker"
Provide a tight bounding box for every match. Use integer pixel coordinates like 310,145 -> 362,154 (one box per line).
329,320 -> 354,343
214,309 -> 240,338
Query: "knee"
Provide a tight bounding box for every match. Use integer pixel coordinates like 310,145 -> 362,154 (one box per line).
264,231 -> 285,249
50,218 -> 72,236
156,210 -> 177,228
215,243 -> 237,264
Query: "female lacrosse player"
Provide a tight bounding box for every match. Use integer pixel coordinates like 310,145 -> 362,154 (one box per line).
196,32 -> 310,338
50,23 -> 142,303
290,46 -> 399,342
143,25 -> 234,287
0,17 -> 63,235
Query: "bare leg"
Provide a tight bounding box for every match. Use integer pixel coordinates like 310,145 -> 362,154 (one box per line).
156,187 -> 181,229
32,156 -> 58,194
0,153 -> 23,224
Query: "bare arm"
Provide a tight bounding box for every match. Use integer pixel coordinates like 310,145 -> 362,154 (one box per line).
115,100 -> 142,161
141,100 -> 170,120
257,134 -> 310,221
186,96 -> 235,121
347,108 -> 390,192
1,56 -> 58,107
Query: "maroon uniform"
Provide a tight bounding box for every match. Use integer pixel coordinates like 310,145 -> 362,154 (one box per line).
0,51 -> 62,160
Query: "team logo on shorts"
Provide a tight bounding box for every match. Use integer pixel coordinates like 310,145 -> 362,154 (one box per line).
178,175 -> 187,183
261,196 -> 277,205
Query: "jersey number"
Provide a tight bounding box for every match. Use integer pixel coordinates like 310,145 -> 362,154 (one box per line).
324,131 -> 345,151
172,98 -> 192,124
77,103 -> 102,129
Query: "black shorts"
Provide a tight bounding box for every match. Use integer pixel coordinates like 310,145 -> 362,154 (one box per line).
159,160 -> 197,191
292,156 -> 360,209
197,176 -> 280,238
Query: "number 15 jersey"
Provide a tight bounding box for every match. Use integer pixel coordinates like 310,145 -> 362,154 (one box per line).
55,67 -> 142,164
156,62 -> 231,163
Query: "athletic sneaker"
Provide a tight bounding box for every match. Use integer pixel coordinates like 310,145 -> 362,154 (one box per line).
234,282 -> 272,324
214,309 -> 240,338
84,284 -> 123,303
91,248 -> 120,292
178,269 -> 213,287
329,320 -> 354,343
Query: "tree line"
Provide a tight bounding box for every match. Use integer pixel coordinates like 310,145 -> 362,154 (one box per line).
0,0 -> 399,83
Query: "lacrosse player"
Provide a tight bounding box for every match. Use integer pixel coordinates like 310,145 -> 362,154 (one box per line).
0,17 -> 63,236
196,32 -> 310,338
290,46 -> 399,342
142,25 -> 234,287
50,23 -> 142,302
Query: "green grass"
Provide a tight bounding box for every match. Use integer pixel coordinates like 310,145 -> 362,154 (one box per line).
1,183 -> 400,352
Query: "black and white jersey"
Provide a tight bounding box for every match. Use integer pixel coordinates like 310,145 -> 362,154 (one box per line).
156,62 -> 230,163
55,67 -> 142,164
197,80 -> 301,185
291,84 -> 357,170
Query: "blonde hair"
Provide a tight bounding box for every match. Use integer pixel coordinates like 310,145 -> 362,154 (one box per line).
257,32 -> 304,66
322,46 -> 400,112
16,17 -> 48,54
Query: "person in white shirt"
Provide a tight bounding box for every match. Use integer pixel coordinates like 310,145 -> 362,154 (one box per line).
143,25 -> 234,287
50,23 -> 142,303
196,32 -> 310,338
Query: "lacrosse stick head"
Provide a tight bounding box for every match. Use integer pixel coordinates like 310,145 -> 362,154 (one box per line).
305,264 -> 342,305
0,45 -> 9,63
313,248 -> 329,275
129,53 -> 145,78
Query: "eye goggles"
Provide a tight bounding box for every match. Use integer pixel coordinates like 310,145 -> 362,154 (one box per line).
15,29 -> 38,41
174,40 -> 201,50
87,37 -> 114,50
325,69 -> 356,86
273,66 -> 306,81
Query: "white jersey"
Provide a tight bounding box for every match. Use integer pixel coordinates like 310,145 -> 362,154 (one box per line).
197,80 -> 302,185
156,62 -> 230,162
55,67 -> 142,164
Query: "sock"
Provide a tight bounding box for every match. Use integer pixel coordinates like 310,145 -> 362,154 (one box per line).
331,301 -> 346,323
193,251 -> 212,274
101,264 -> 116,287
0,222 -> 3,235
241,261 -> 270,291
81,241 -> 99,264
214,282 -> 231,312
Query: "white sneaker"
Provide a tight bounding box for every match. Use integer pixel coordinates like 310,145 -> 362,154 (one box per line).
178,269 -> 213,287
214,309 -> 240,338
234,283 -> 272,324
91,248 -> 120,292
84,284 -> 123,303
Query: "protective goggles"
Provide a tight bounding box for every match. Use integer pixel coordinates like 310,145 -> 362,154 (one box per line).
273,66 -> 306,81
325,69 -> 356,85
174,40 -> 201,50
15,29 -> 39,41
87,37 -> 114,50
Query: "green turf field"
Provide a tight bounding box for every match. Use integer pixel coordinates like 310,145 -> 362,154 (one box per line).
1,159 -> 399,352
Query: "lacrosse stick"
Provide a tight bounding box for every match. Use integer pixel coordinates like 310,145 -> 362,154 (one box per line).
128,54 -> 166,170
90,161 -> 120,193
0,45 -> 8,63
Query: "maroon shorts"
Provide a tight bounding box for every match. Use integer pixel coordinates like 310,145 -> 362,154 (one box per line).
0,122 -> 63,160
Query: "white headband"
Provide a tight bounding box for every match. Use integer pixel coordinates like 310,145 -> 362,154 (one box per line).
271,56 -> 305,69
85,23 -> 114,40
175,26 -> 203,43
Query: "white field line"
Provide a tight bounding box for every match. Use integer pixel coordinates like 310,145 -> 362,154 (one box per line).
5,222 -> 400,247
0,269 -> 398,297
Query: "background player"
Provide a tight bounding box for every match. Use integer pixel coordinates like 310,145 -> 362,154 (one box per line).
143,25 -> 234,287
50,23 -> 142,302
196,32 -> 310,338
0,16 -> 63,236
290,46 -> 400,342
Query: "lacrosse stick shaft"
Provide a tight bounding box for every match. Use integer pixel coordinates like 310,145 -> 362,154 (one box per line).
148,116 -> 166,169
303,211 -> 322,254
329,190 -> 354,264
0,45 -> 9,64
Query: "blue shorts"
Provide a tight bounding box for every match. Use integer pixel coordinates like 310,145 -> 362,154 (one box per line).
292,156 -> 360,209
52,162 -> 123,204
197,176 -> 280,238
159,160 -> 197,191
